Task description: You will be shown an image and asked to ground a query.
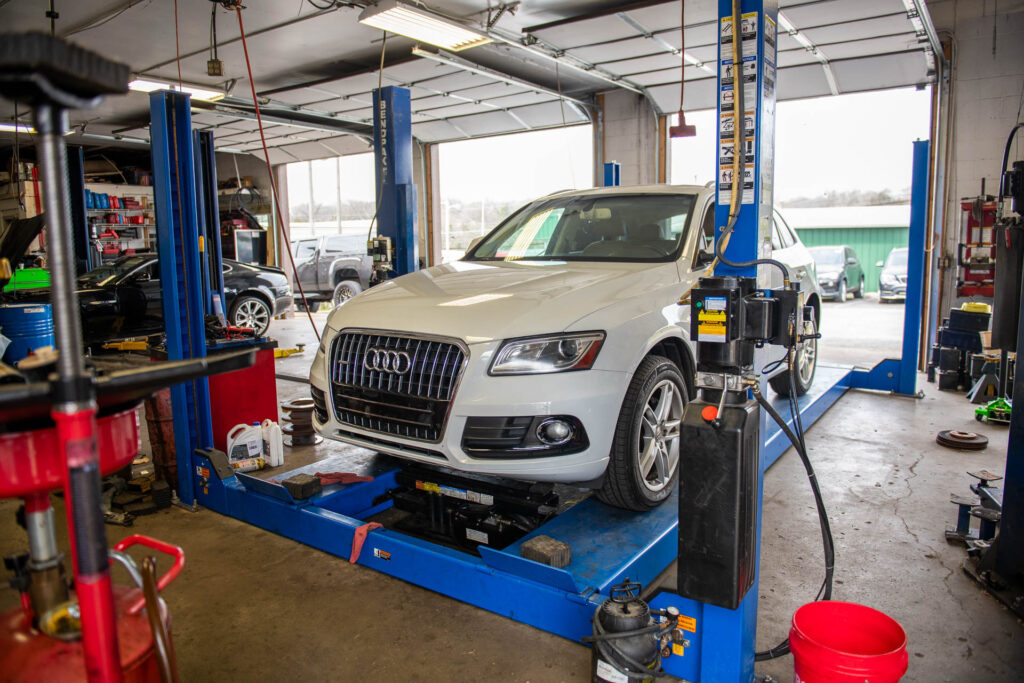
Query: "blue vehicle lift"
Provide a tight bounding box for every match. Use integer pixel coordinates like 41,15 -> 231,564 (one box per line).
155,2 -> 933,678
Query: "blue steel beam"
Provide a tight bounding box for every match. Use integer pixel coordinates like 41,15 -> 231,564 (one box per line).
846,140 -> 929,396
150,90 -> 214,505
373,86 -> 418,276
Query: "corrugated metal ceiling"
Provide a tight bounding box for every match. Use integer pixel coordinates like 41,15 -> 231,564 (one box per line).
0,0 -> 938,162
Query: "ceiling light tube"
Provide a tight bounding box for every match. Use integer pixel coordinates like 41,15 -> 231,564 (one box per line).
0,123 -> 35,134
360,1 -> 491,51
129,78 -> 225,102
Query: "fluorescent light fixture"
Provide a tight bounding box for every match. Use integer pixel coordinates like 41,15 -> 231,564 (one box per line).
360,1 -> 491,51
0,123 -> 34,134
129,78 -> 225,101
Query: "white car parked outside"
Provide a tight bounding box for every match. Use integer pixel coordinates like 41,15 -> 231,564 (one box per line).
309,185 -> 821,510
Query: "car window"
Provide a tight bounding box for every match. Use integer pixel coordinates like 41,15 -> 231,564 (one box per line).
294,240 -> 317,259
222,263 -> 232,274
693,204 -> 716,267
770,220 -> 784,250
325,235 -> 364,254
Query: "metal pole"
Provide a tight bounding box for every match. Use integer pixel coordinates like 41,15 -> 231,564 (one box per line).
34,101 -> 123,682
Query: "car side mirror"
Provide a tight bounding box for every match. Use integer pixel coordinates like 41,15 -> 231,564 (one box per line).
696,250 -> 716,266
875,260 -> 884,268
133,272 -> 151,282
846,257 -> 857,265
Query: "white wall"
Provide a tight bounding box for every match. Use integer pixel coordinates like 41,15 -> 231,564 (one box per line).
928,0 -> 1024,309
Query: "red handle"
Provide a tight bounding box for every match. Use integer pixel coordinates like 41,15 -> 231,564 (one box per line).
113,535 -> 185,616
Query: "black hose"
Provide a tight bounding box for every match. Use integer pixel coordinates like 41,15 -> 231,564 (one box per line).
996,122 -> 1024,214
750,357 -> 835,661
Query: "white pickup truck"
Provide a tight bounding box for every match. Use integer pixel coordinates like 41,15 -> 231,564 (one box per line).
309,185 -> 821,510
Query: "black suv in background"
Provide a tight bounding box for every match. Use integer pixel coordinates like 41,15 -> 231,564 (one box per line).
810,245 -> 865,302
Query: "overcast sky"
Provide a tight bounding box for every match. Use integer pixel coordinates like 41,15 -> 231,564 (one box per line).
293,86 -> 932,208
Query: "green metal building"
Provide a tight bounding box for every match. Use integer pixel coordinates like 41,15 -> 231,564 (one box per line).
784,205 -> 910,293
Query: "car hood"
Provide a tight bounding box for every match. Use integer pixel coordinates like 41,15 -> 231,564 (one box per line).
816,267 -> 842,278
326,259 -> 677,343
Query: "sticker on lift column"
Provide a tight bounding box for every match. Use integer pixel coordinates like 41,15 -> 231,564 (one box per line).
697,297 -> 728,343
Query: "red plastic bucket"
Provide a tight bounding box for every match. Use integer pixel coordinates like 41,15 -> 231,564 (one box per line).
790,601 -> 908,683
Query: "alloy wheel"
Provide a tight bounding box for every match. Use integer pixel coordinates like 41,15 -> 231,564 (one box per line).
636,379 -> 683,492
235,299 -> 269,332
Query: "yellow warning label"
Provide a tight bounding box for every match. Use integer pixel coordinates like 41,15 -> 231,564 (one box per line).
672,643 -> 685,656
698,309 -> 727,323
698,322 -> 727,342
677,615 -> 697,633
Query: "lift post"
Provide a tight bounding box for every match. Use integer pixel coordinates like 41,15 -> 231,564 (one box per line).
372,86 -> 418,276
150,90 -> 215,504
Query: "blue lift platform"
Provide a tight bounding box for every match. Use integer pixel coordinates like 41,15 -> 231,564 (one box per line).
148,0 -> 931,677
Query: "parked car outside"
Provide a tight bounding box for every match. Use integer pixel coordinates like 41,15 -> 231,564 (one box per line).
309,185 -> 822,511
291,234 -> 372,307
809,245 -> 865,302
12,254 -> 292,343
877,247 -> 909,302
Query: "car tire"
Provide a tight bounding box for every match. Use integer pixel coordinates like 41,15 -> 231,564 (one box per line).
769,313 -> 818,397
230,295 -> 272,336
835,278 -> 847,303
853,275 -> 865,298
597,355 -> 688,511
332,280 -> 363,306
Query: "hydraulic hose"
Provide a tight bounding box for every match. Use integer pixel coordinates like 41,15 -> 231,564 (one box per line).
710,0 -> 791,288
750,351 -> 835,661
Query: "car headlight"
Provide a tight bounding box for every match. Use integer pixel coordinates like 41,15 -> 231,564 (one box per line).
490,332 -> 605,375
880,272 -> 899,285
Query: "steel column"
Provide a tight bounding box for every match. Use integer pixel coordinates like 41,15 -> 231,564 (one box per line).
846,140 -> 929,396
150,91 -> 214,505
372,86 -> 418,276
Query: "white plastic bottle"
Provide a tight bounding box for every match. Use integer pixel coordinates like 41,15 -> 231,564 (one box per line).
261,419 -> 284,467
227,422 -> 263,463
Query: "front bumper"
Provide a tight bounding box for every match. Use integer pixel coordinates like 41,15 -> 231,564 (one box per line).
309,331 -> 624,484
878,283 -> 906,300
817,280 -> 841,298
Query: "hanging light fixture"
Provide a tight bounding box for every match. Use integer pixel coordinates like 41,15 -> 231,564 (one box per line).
359,1 -> 492,51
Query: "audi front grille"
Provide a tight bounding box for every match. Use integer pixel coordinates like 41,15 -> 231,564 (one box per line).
329,331 -> 466,442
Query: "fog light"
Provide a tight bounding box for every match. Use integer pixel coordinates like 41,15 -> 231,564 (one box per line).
537,418 -> 574,446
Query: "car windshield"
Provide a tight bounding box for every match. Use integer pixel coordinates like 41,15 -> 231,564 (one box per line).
77,256 -> 151,287
809,247 -> 845,267
886,249 -> 909,269
464,193 -> 697,263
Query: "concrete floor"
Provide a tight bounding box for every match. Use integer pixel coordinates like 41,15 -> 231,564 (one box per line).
2,313 -> 1022,681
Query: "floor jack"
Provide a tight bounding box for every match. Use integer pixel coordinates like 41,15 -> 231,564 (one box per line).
0,33 -> 254,681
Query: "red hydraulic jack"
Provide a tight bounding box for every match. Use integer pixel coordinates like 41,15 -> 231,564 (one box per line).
0,33 -> 253,681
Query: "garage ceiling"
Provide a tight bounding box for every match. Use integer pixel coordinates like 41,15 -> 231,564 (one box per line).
0,0 -> 939,163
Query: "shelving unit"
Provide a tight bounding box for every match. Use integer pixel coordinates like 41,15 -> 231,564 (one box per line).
84,183 -> 156,265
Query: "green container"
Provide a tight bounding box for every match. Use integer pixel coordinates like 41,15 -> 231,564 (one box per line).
2,268 -> 50,292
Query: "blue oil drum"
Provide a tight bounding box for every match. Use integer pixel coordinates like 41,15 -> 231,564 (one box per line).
0,303 -> 55,364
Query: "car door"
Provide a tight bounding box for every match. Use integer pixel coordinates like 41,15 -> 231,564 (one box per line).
845,247 -> 863,287
292,239 -> 320,291
111,260 -> 162,337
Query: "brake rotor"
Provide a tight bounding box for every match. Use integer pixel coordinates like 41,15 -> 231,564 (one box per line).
936,429 -> 989,451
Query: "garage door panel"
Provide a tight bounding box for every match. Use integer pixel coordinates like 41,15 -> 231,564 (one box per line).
831,52 -> 930,92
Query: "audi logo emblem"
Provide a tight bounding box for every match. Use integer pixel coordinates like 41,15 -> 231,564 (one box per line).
363,348 -> 412,375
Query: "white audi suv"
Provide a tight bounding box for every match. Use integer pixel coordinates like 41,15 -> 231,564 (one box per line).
309,185 -> 820,510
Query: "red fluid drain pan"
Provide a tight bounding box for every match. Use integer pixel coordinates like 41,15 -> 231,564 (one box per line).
0,406 -> 140,498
